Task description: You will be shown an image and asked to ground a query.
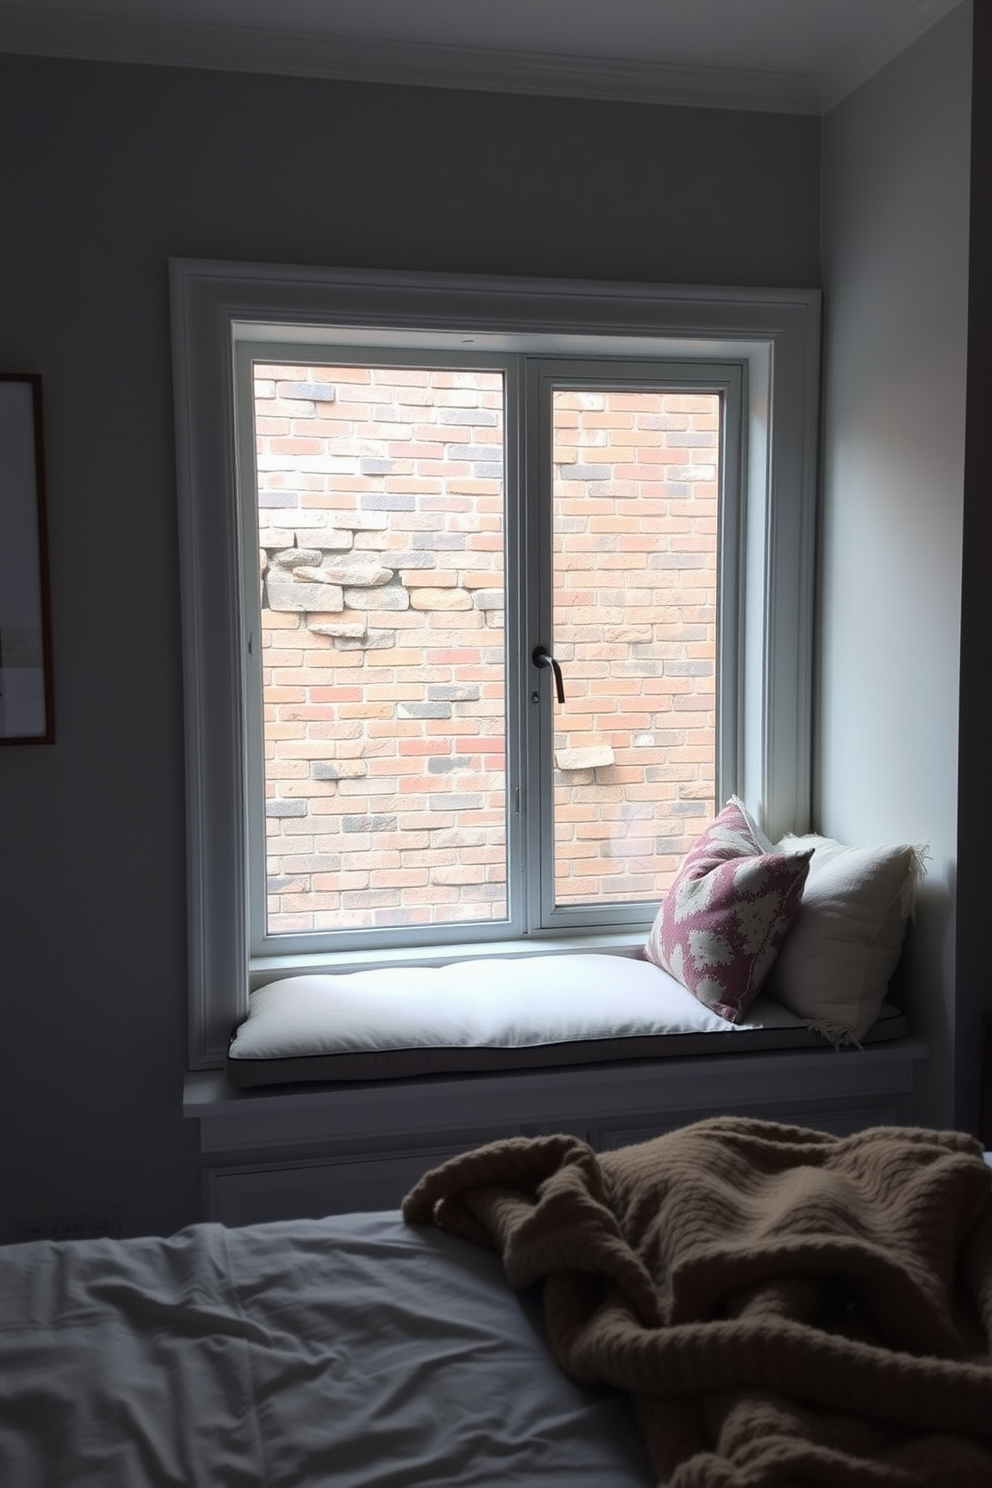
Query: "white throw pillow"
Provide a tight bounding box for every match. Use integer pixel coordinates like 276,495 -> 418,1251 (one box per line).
763,833 -> 927,1041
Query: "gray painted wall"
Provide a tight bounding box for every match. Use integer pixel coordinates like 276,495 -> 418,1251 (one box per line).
819,5 -> 973,1126
956,0 -> 992,1139
0,55 -> 820,1240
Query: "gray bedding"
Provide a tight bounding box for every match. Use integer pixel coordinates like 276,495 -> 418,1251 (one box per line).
0,1210 -> 653,1487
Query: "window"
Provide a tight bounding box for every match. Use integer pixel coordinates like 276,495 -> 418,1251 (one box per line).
172,263 -> 819,1068
239,347 -> 737,955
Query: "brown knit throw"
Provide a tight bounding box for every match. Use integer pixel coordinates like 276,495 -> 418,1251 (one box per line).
403,1118 -> 992,1486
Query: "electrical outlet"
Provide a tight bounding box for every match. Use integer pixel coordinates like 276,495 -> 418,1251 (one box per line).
16,1209 -> 120,1243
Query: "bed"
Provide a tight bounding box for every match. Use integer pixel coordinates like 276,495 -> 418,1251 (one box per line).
5,1118 -> 992,1488
0,1206 -> 653,1488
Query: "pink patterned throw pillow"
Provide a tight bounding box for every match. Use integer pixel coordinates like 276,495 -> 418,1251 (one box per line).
644,799 -> 812,1023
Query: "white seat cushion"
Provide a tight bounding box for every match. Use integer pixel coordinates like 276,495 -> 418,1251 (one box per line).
226,952 -> 907,1087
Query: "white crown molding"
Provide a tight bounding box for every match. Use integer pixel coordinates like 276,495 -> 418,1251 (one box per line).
0,0 -> 966,115
816,0 -> 966,111
0,7 -> 819,112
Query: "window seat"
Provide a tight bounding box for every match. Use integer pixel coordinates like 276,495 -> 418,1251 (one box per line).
226,952 -> 910,1090
191,959 -> 924,1223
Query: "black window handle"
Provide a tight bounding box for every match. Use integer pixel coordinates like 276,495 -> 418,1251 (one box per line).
532,646 -> 565,704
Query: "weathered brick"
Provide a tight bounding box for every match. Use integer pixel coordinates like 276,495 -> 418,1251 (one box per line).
468,589 -> 502,612
278,382 -> 337,402
427,684 -> 481,702
265,799 -> 308,818
555,744 -> 616,771
410,589 -> 473,611
369,869 -> 430,889
441,409 -> 500,426
334,629 -> 398,651
342,585 -> 410,611
372,409 -> 412,429
402,569 -> 457,587
280,853 -> 345,874
258,526 -> 302,550
383,550 -> 437,565
409,532 -> 467,550
341,814 -> 398,834
292,529 -> 354,550
340,890 -> 403,909
426,757 -> 466,774
336,776 -> 401,797
363,494 -> 416,511
312,761 -> 368,781
397,702 -> 452,720
334,511 -> 391,529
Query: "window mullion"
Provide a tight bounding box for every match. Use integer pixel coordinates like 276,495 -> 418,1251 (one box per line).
501,354 -> 528,936
519,359 -> 554,935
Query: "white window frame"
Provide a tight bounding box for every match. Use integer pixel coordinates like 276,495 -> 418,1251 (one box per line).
171,260 -> 820,1070
236,341 -> 744,956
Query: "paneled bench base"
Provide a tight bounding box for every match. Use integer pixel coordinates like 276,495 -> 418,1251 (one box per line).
185,1037 -> 928,1226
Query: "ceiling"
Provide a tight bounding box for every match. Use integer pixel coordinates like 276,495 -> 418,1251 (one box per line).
0,0 -> 964,113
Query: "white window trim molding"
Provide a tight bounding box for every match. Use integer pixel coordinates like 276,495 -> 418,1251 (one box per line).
170,259 -> 820,1070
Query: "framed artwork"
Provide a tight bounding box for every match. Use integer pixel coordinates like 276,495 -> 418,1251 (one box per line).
0,373 -> 54,743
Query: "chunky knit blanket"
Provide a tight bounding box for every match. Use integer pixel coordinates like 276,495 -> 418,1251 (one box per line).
403,1118 -> 992,1487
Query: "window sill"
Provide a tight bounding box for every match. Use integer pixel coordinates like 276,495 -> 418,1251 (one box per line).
248,930 -> 648,991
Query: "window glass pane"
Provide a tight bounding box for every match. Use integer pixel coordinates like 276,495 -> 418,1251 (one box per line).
550,387 -> 719,908
253,362 -> 507,934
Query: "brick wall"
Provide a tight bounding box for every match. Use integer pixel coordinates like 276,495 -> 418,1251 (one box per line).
253,364 -> 717,935
550,387 -> 718,905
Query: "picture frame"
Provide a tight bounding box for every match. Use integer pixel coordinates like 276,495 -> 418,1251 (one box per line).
0,373 -> 54,744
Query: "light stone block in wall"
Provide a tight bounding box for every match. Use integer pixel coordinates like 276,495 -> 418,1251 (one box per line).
343,585 -> 410,611
307,620 -> 368,639
299,561 -> 394,588
274,549 -> 323,567
555,745 -> 616,771
267,572 -> 344,611
334,630 -> 396,650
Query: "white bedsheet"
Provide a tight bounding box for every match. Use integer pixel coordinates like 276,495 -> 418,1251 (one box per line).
0,1211 -> 653,1488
